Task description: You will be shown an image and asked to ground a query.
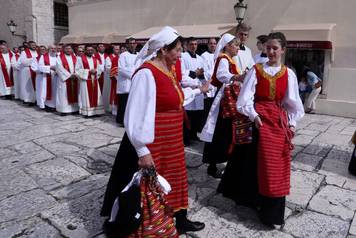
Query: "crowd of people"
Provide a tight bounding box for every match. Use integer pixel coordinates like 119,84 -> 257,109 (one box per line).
0,39 -> 130,120
1,23 -> 338,237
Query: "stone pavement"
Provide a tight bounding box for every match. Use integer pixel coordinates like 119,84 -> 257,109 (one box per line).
0,98 -> 355,238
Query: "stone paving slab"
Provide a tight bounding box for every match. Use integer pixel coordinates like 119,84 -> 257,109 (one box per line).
287,170 -> 324,209
284,211 -> 350,238
41,191 -> 106,238
0,168 -> 38,201
24,157 -> 91,191
0,217 -> 61,238
0,189 -> 57,223
0,99 -> 356,238
308,185 -> 356,221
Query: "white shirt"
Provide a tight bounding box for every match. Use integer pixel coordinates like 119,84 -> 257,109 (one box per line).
117,51 -> 137,94
181,52 -> 205,110
253,53 -> 269,64
233,45 -> 255,72
236,63 -> 305,127
124,68 -> 202,157
200,51 -> 217,98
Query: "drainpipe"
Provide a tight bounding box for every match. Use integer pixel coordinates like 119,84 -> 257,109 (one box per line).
31,14 -> 38,42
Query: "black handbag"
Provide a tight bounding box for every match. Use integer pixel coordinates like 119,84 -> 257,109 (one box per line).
104,182 -> 142,238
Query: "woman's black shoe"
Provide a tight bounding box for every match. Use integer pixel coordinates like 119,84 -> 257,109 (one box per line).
207,164 -> 223,179
176,219 -> 205,234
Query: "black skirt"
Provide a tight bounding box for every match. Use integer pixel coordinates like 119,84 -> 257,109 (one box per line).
217,128 -> 286,225
202,97 -> 215,127
116,93 -> 129,124
202,114 -> 232,164
101,133 -> 139,217
348,146 -> 356,176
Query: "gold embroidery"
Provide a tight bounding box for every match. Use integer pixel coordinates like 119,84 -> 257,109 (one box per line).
220,53 -> 241,75
146,61 -> 184,108
255,63 -> 287,100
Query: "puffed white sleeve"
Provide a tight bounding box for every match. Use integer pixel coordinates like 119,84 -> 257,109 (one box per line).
124,68 -> 156,157
216,58 -> 235,84
282,69 -> 305,127
236,68 -> 259,121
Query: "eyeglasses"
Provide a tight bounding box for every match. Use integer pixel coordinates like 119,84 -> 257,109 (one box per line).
239,33 -> 249,37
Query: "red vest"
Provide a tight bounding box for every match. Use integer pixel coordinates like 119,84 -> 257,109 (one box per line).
134,61 -> 184,112
254,63 -> 288,102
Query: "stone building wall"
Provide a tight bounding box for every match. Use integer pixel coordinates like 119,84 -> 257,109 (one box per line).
0,0 -> 68,47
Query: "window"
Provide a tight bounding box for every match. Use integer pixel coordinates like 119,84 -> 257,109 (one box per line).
54,2 -> 68,27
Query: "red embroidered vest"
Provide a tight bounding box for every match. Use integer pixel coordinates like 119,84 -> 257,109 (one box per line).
134,61 -> 184,112
211,53 -> 240,88
254,63 -> 288,102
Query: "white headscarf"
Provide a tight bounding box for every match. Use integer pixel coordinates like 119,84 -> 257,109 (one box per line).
214,33 -> 235,60
135,26 -> 180,68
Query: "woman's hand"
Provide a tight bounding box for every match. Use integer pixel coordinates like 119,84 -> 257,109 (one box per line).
231,74 -> 245,82
254,116 -> 263,129
289,125 -> 296,133
138,153 -> 155,169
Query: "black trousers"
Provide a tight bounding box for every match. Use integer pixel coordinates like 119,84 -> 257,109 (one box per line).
116,93 -> 129,124
349,146 -> 356,176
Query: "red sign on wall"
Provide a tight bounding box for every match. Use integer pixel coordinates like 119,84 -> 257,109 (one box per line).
287,41 -> 332,49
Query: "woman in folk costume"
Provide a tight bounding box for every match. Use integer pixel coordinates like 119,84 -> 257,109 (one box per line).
237,32 -> 304,227
101,26 -> 209,235
200,33 -> 248,178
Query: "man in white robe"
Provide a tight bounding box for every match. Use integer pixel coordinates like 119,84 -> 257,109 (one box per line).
38,45 -> 58,110
76,45 -> 104,117
116,38 -> 137,125
233,23 -> 255,72
200,38 -> 218,125
33,45 -> 47,109
0,44 -> 15,98
181,37 -> 205,142
95,44 -> 109,111
56,44 -> 79,114
10,47 -> 21,99
105,45 -> 120,116
18,41 -> 38,104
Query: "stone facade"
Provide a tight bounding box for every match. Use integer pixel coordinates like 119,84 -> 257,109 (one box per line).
0,0 -> 68,47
